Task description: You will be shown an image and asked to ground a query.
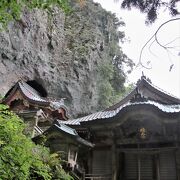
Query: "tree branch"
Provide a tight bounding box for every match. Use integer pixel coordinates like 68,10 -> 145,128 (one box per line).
137,18 -> 180,69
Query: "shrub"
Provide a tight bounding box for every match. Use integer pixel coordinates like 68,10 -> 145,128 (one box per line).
0,104 -> 72,180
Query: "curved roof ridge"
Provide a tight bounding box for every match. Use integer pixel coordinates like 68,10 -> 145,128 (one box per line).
142,77 -> 180,101
105,76 -> 180,111
60,100 -> 180,125
2,80 -> 68,108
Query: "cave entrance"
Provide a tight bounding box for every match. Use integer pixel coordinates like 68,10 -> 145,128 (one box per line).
26,80 -> 47,97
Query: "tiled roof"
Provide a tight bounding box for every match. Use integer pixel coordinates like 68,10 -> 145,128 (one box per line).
18,81 -> 48,103
105,76 -> 180,111
1,80 -> 69,120
59,100 -> 180,125
54,123 -> 78,136
45,121 -> 94,147
18,81 -> 67,111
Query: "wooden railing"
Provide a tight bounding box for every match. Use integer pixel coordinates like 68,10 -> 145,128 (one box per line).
84,174 -> 111,180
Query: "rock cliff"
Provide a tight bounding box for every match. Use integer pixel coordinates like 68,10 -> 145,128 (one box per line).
0,0 -> 133,118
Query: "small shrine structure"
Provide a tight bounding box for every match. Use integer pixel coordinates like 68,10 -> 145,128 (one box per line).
1,80 -> 93,179
1,80 -> 68,136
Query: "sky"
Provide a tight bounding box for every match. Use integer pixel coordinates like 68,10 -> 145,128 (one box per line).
93,0 -> 180,98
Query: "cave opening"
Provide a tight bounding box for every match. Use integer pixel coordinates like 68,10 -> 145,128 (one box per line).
26,80 -> 48,97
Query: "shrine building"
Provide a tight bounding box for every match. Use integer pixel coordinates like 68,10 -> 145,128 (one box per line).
60,75 -> 180,180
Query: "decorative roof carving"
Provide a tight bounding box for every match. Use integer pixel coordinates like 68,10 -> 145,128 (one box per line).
130,88 -> 148,103
50,99 -> 66,110
137,73 -> 152,85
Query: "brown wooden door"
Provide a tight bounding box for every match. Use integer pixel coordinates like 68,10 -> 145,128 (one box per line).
123,151 -> 177,180
92,149 -> 112,175
159,151 -> 177,180
124,153 -> 154,180
140,154 -> 154,180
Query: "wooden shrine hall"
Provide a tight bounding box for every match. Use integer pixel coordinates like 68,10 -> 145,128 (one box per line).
1,80 -> 69,136
60,75 -> 180,180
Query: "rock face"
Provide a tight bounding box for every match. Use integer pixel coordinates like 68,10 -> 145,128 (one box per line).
0,0 -> 133,118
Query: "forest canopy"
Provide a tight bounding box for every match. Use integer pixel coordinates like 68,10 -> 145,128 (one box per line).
0,0 -> 179,29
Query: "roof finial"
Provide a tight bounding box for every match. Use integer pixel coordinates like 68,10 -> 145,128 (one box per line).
141,72 -> 152,83
141,71 -> 146,79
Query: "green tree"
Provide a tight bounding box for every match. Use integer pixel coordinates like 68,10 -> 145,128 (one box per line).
115,0 -> 179,23
0,104 -> 72,180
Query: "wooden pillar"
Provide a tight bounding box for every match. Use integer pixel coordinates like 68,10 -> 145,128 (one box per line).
111,143 -> 117,180
32,116 -> 38,138
137,154 -> 141,180
175,149 -> 180,180
155,154 -> 160,180
88,149 -> 93,174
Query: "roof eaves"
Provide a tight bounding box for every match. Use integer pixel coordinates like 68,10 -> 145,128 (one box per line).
1,82 -> 19,104
44,123 -> 94,147
18,81 -> 49,105
76,136 -> 95,147
142,78 -> 180,103
60,100 -> 180,125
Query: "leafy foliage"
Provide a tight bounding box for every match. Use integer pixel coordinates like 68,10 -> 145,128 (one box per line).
120,0 -> 180,23
98,62 -> 114,107
0,0 -> 71,29
97,12 -> 134,109
98,61 -> 134,109
0,104 -> 72,180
